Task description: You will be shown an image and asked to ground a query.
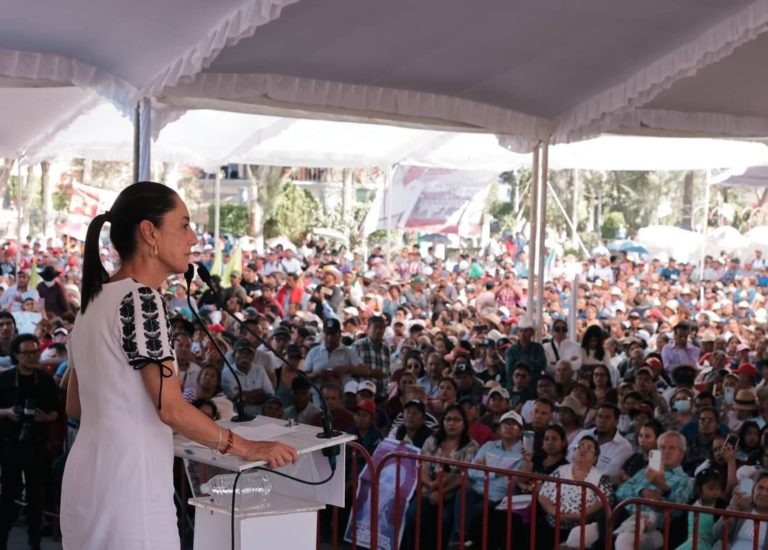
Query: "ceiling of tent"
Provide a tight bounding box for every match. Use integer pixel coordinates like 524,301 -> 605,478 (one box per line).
0,0 -> 257,87
192,0 -> 746,119
1,0 -> 768,155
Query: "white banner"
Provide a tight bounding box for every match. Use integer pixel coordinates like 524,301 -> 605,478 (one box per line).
363,166 -> 497,236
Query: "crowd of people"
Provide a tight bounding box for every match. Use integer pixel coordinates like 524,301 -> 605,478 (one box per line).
3,231 -> 768,548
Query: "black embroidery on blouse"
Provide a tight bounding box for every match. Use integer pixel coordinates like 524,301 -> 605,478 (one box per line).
120,287 -> 174,409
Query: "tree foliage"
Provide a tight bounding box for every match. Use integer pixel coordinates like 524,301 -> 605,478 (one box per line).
264,182 -> 319,242
208,203 -> 249,236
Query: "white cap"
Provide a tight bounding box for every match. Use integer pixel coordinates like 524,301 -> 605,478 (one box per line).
357,380 -> 377,394
343,306 -> 359,317
518,316 -> 535,330
665,300 -> 679,310
499,410 -> 524,426
610,287 -> 622,296
343,381 -> 359,394
738,301 -> 750,308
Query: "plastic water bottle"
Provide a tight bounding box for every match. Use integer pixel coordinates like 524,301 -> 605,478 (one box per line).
200,472 -> 272,508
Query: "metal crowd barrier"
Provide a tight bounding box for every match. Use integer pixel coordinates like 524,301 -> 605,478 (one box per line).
369,451 -> 611,550
609,497 -> 768,550
321,440 -> 377,550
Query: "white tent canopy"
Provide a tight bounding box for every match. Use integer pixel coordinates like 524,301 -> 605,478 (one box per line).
26,102 -> 529,171
1,0 -> 768,153
26,100 -> 768,173
712,164 -> 768,188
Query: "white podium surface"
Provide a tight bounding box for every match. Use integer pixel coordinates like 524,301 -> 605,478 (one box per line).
174,416 -> 356,549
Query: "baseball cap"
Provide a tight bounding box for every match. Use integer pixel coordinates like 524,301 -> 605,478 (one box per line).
736,363 -> 758,378
357,380 -> 377,395
343,381 -> 359,395
557,395 -> 586,417
644,357 -> 663,373
271,326 -> 291,339
636,366 -> 655,378
355,399 -> 377,416
488,387 -> 510,400
499,410 -> 524,427
234,340 -> 255,353
323,318 -> 342,333
404,399 -> 426,414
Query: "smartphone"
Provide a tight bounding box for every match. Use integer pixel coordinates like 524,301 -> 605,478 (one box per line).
649,449 -> 662,472
739,477 -> 755,496
522,431 -> 535,454
726,434 -> 740,450
724,386 -> 735,405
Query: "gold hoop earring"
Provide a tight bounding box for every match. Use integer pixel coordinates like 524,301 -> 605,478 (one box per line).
150,244 -> 158,257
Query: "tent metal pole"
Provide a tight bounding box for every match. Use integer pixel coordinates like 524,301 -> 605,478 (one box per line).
546,179 -> 590,257
214,169 -> 222,276
15,159 -> 22,274
569,274 -> 579,342
527,144 -> 540,324
699,173 -> 712,302
386,165 -> 394,267
137,98 -> 151,181
536,140 -> 549,338
133,103 -> 140,182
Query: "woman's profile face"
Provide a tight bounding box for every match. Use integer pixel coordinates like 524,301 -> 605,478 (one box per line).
155,197 -> 198,276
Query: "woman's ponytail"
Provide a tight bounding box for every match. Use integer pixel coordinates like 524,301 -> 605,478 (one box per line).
80,212 -> 111,314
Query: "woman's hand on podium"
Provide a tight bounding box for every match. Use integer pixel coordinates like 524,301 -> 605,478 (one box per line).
237,438 -> 299,468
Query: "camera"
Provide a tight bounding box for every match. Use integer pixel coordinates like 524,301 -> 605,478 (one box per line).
17,398 -> 36,444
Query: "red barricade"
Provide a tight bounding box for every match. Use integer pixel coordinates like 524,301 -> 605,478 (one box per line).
369,451 -> 611,550
609,497 -> 768,550
320,441 -> 376,550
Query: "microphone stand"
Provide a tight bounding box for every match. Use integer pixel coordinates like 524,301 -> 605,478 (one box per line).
184,264 -> 254,422
194,264 -> 341,440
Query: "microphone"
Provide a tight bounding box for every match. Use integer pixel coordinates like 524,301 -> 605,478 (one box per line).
196,263 -> 342,443
184,264 -> 254,422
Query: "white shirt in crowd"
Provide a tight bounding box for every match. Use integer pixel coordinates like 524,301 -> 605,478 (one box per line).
543,339 -> 582,375
568,427 -> 633,479
221,362 -> 274,416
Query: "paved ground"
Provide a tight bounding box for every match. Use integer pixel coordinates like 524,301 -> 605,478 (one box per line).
8,525 -> 61,550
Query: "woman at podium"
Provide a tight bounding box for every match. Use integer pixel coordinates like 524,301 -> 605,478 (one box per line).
60,182 -> 298,550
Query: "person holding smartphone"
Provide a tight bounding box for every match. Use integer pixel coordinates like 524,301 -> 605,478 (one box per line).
615,431 -> 693,550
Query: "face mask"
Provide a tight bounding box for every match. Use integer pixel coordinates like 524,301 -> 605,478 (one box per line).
44,280 -> 56,288
674,399 -> 691,412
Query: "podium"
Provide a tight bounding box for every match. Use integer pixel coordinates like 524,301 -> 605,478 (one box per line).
174,415 -> 355,550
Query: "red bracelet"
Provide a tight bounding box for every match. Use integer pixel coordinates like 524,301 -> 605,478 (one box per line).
220,429 -> 234,455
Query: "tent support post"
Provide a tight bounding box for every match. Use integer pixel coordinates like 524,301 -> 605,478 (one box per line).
214,169 -> 222,275
385,165 -> 395,266
527,145 -> 540,326
15,159 -> 22,274
133,98 -> 151,182
699,173 -> 712,302
546,179 -> 589,257
536,140 -> 549,338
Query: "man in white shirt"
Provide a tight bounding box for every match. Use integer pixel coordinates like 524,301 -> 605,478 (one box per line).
0,270 -> 39,312
304,318 -> 366,388
280,248 -> 303,274
221,340 -> 275,416
543,319 -> 581,376
569,403 -> 633,478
